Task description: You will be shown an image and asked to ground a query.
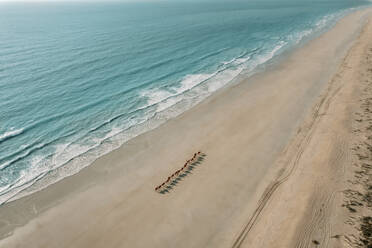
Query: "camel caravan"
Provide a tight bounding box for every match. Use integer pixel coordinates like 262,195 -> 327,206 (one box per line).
155,151 -> 204,193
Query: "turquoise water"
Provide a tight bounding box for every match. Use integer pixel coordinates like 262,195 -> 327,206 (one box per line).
0,0 -> 370,205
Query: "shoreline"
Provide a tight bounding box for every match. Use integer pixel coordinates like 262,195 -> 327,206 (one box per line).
0,5 -> 363,207
1,7 -> 372,248
0,6 -> 356,207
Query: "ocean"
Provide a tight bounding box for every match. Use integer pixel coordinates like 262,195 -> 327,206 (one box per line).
0,0 -> 370,205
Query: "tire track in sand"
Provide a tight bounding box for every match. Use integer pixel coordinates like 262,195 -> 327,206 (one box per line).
231,29 -> 358,247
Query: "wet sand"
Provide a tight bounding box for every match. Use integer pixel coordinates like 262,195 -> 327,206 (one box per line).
0,8 -> 371,248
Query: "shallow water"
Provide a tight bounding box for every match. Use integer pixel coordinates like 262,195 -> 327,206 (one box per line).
0,0 -> 370,205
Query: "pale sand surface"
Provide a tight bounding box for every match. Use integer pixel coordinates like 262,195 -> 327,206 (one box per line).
238,11 -> 372,248
0,8 -> 371,248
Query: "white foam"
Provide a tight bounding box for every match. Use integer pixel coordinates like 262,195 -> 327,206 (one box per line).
0,123 -> 146,205
0,142 -> 45,170
289,29 -> 313,44
244,41 -> 287,72
207,68 -> 243,92
0,128 -> 24,142
141,73 -> 214,113
235,57 -> 250,64
178,74 -> 212,93
289,12 -> 345,45
141,88 -> 173,106
223,58 -> 236,65
141,40 -> 291,119
0,155 -> 48,204
223,55 -> 250,66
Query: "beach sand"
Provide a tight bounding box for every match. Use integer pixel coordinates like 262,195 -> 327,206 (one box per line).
1,8 -> 372,248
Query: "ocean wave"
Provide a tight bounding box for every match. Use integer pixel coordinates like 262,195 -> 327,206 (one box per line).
288,11 -> 345,46
0,142 -> 94,203
140,50 -> 253,113
256,41 -> 287,65
0,119 -> 155,205
0,5 -> 361,206
0,129 -> 81,171
0,128 -> 24,143
0,36 -> 313,205
0,142 -> 46,170
0,159 -> 49,204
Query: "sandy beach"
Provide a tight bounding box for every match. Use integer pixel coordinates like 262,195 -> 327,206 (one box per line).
1,7 -> 372,248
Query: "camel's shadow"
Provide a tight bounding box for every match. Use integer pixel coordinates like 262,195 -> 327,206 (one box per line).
157,153 -> 207,194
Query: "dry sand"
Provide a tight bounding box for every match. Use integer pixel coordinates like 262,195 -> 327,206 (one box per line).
237,10 -> 372,248
0,8 -> 372,248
